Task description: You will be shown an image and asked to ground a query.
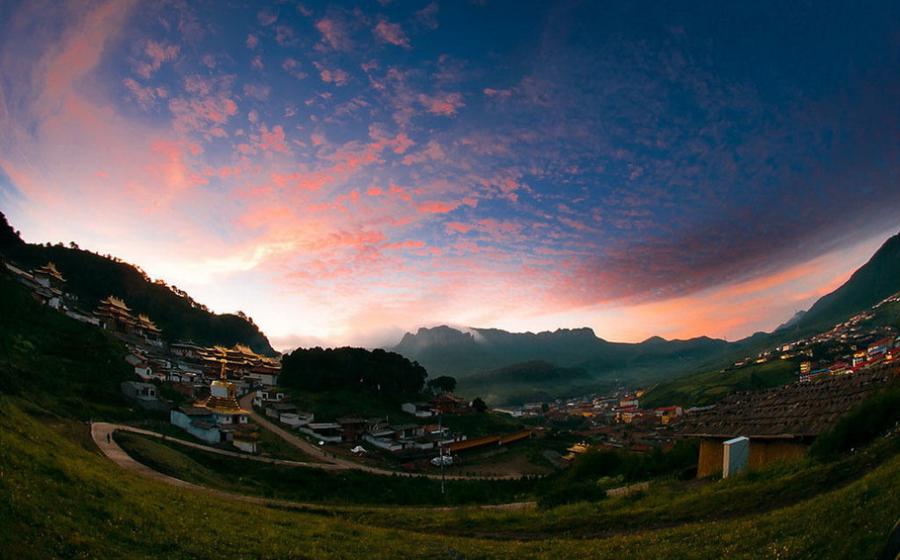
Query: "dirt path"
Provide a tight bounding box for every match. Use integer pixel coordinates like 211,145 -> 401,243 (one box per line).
90,422 -> 536,513
238,393 -> 530,481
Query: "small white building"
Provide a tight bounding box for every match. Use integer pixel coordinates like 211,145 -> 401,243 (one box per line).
401,402 -> 434,418
121,381 -> 158,402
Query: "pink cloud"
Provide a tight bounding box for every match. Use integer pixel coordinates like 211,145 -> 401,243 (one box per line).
373,20 -> 411,48
135,40 -> 179,79
417,201 -> 459,214
314,62 -> 350,86
168,75 -> 239,137
484,87 -> 513,98
315,17 -> 352,51
418,92 -> 464,116
258,125 -> 289,154
122,78 -> 167,109
246,34 -> 259,49
446,222 -> 473,234
282,58 -> 306,79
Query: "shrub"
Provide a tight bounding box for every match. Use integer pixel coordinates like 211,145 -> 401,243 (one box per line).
810,384 -> 900,460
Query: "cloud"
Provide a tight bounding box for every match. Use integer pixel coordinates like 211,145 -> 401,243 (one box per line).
315,17 -> 352,51
122,78 -> 167,109
257,8 -> 278,26
259,125 -> 289,154
416,2 -> 439,30
135,40 -> 179,79
418,92 -> 464,115
373,20 -> 411,48
314,62 -> 350,86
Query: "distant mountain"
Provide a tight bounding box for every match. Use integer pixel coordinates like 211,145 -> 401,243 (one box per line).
393,325 -> 732,403
0,212 -> 276,355
776,310 -> 807,331
787,230 -> 900,332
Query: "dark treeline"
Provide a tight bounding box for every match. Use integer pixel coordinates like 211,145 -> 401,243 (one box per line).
281,347 -> 427,394
0,212 -> 276,355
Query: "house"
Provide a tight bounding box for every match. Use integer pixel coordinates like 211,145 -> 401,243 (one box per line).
362,421 -> 403,451
297,422 -> 343,443
680,364 -> 898,478
391,423 -> 425,439
401,402 -> 434,418
336,417 -> 368,442
252,388 -> 286,407
121,381 -> 158,402
431,393 -> 468,414
265,402 -> 298,420
281,410 -> 314,428
655,405 -> 683,425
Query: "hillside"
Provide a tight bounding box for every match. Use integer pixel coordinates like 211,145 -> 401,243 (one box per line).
394,325 -> 732,403
458,360 -> 596,405
787,230 -> 900,332
0,212 -> 275,355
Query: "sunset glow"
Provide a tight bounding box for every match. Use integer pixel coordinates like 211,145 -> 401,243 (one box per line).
1,1 -> 898,349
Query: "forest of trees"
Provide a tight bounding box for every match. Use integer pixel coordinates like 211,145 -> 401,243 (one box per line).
280,347 -> 428,394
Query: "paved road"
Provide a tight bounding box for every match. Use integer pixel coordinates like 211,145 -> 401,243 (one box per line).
90,422 -> 535,512
238,393 -> 529,481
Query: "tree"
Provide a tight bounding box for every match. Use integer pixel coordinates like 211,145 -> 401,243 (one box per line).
472,397 -> 487,413
427,375 -> 457,394
280,346 -> 428,395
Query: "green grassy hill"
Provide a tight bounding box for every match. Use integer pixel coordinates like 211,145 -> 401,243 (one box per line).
642,359 -> 799,408
2,396 -> 898,558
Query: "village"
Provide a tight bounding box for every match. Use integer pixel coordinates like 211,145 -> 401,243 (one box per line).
5,255 -> 900,480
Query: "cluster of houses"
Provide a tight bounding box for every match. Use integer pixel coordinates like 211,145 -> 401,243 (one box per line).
727,293 -> 900,381
797,332 -> 899,382
2,257 -> 277,455
254,390 -> 473,456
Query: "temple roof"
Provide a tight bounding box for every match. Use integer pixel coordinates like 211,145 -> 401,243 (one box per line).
34,262 -> 65,281
99,296 -> 131,311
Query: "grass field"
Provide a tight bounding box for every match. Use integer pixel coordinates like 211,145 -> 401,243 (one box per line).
3,397 -> 899,559
642,359 -> 799,408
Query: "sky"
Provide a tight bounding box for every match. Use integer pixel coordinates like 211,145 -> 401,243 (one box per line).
0,0 -> 898,350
